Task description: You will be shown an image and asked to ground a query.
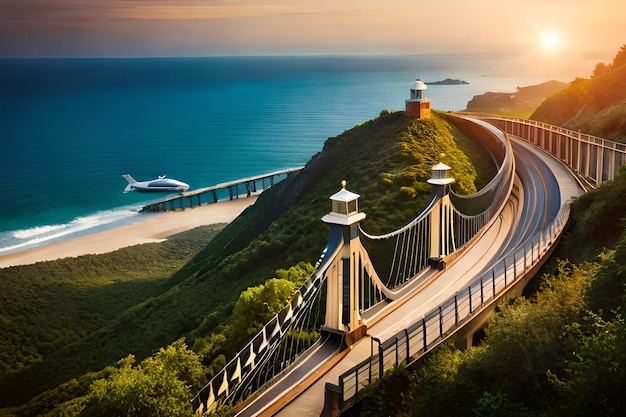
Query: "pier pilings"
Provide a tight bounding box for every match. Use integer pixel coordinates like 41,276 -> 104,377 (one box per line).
139,167 -> 303,213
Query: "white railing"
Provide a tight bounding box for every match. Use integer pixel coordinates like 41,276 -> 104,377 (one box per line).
333,202 -> 571,409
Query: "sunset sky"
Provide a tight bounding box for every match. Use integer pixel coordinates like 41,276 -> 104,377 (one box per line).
1,0 -> 623,78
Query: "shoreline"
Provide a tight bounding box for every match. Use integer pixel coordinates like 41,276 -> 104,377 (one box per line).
0,196 -> 258,269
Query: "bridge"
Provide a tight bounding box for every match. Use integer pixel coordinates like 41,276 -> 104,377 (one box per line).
140,167 -> 303,212
192,115 -> 626,416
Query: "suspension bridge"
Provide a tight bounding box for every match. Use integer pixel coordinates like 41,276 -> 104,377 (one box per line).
192,115 -> 626,416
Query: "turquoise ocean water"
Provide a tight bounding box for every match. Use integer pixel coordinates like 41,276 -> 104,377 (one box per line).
0,55 -> 542,255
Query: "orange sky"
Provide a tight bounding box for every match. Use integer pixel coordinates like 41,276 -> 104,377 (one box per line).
0,0 -> 623,78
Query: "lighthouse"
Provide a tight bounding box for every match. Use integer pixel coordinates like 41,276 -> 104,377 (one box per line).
405,78 -> 431,119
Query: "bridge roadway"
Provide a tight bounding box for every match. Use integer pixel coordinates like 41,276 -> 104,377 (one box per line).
236,130 -> 584,417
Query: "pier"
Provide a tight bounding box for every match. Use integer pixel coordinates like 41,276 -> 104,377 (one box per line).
140,167 -> 304,212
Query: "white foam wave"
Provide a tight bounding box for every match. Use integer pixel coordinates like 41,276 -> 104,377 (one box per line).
12,224 -> 67,239
0,204 -> 148,256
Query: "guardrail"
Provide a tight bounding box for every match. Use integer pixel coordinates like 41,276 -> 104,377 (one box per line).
483,117 -> 626,187
329,201 -> 571,411
192,233 -> 340,413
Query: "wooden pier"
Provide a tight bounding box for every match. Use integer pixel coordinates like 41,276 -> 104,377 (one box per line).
140,167 -> 304,212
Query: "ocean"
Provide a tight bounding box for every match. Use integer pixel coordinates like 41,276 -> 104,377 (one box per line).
0,55 -> 542,255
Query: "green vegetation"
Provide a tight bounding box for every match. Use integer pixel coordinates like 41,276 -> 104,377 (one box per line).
0,225 -> 223,401
345,45 -> 626,415
347,153 -> 626,417
0,111 -> 493,415
226,262 -> 314,351
79,340 -> 205,417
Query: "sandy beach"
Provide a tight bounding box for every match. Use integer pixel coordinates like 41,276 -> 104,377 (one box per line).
0,196 -> 258,269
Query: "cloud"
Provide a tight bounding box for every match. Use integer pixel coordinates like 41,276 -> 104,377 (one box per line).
0,0 -> 623,60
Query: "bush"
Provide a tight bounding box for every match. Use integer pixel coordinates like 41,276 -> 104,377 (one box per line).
80,340 -> 204,417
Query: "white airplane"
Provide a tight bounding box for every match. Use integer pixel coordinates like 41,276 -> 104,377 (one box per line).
122,174 -> 190,193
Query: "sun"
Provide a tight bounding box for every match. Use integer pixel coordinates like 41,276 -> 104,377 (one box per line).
541,31 -> 561,52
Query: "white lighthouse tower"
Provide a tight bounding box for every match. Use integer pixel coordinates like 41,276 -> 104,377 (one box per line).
405,78 -> 431,119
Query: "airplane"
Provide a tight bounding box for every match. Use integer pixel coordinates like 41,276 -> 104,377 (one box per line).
122,174 -> 190,193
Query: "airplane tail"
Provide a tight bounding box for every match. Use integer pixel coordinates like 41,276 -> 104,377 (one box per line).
122,174 -> 137,184
122,174 -> 137,193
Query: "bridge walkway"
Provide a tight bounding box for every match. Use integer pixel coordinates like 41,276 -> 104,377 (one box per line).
266,133 -> 584,417
512,137 -> 584,204
271,193 -> 517,417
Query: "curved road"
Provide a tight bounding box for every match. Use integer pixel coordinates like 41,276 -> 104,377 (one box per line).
236,124 -> 584,417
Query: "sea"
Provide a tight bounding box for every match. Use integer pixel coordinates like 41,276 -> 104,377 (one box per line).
0,54 -> 543,256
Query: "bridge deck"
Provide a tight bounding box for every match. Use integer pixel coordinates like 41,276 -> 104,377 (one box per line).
512,137 -> 583,204
234,125 -> 585,417
270,136 -> 585,417
272,194 -> 517,417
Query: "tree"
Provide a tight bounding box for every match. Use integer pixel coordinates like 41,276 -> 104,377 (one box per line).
80,340 -> 204,417
227,278 -> 297,350
550,313 -> 626,416
611,44 -> 626,69
592,62 -> 608,78
587,233 -> 626,317
274,261 -> 315,284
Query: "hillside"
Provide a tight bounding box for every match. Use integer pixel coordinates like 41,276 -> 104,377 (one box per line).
531,44 -> 626,142
465,80 -> 568,118
0,111 -> 496,414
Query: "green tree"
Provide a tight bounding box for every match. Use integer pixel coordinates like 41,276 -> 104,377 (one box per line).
472,391 -> 538,417
227,278 -> 297,350
274,261 -> 315,284
550,313 -> 626,416
80,340 -> 204,417
586,233 -> 626,317
475,262 -> 590,407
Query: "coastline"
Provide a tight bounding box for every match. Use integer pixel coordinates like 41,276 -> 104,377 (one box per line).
0,196 -> 257,269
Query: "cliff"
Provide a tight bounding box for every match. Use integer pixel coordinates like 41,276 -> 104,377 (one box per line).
465,80 -> 568,118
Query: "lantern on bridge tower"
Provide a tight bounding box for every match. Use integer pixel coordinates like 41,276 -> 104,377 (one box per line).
427,162 -> 456,269
405,78 -> 431,119
322,180 -> 367,336
427,162 -> 455,197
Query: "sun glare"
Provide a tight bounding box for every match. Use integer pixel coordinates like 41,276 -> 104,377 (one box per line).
541,31 -> 561,51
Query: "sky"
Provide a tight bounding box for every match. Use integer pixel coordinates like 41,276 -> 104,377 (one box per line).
0,0 -> 623,78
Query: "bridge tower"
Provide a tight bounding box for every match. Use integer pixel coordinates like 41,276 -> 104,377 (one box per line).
427,162 -> 456,268
405,78 -> 431,119
321,181 -> 368,339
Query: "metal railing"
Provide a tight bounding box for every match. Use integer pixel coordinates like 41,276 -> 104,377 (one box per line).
192,236 -> 338,412
332,202 -> 571,409
483,117 -> 626,187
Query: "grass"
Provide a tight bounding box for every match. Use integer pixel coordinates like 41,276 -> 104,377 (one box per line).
0,224 -> 225,406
